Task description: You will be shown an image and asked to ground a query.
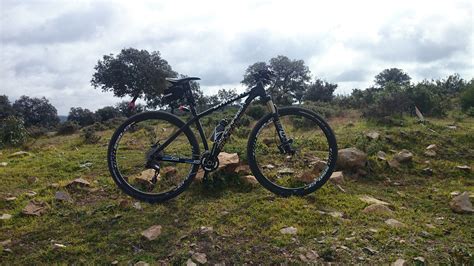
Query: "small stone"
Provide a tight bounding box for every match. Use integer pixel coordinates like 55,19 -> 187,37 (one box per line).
392,258 -> 407,266
447,125 -> 457,130
141,225 -> 162,241
329,171 -> 344,184
132,202 -> 143,210
359,195 -> 391,206
376,151 -> 387,161
8,151 -> 33,158
55,191 -> 73,203
134,261 -> 150,266
5,197 -> 16,201
240,175 -> 258,186
191,252 -> 207,264
456,165 -> 471,172
424,150 -> 436,157
394,149 -> 413,163
362,247 -> 377,255
385,218 -> 406,228
278,168 -> 295,175
413,256 -> 425,263
449,192 -> 473,214
421,168 -> 433,176
53,243 -> 66,248
329,211 -> 344,218
0,214 -> 12,220
22,200 -> 48,216
362,204 -> 393,215
24,191 -> 37,197
387,159 -> 400,169
450,191 -> 461,196
280,226 -> 297,235
186,259 -> 197,266
79,162 -> 93,168
425,223 -> 436,229
111,260 -> 119,265
366,131 -> 380,140
368,228 -> 379,233
0,162 -> 7,167
263,164 -> 275,169
66,178 -> 91,189
50,183 -> 60,188
337,148 -> 367,170
199,226 -> 213,234
426,144 -> 437,150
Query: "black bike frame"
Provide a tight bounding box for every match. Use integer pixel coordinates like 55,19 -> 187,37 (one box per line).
153,82 -> 290,165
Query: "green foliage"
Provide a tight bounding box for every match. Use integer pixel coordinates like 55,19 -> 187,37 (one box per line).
362,83 -> 412,121
237,114 -> 251,127
12,95 -> 60,129
0,95 -> 14,119
81,127 -> 101,144
68,107 -> 96,127
374,68 -> 411,87
460,80 -> 474,112
304,79 -> 337,102
406,81 -> 448,117
91,48 -> 177,108
116,101 -> 145,118
246,104 -> 266,120
242,55 -> 311,105
217,88 -> 240,105
303,101 -> 344,119
57,121 -> 80,135
95,106 -> 122,122
0,116 -> 28,147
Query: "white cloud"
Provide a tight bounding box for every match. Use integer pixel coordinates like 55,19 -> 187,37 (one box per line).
0,0 -> 472,114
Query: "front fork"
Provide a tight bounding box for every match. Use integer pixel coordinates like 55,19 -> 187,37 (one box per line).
266,100 -> 295,154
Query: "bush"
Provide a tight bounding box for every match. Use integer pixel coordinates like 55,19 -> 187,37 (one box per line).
238,115 -> 251,127
95,106 -> 122,122
0,116 -> 28,147
362,83 -> 411,121
57,121 -> 80,135
12,96 -> 60,128
27,126 -> 48,138
466,107 -> 474,117
246,104 -> 266,120
460,81 -> 474,112
303,101 -> 344,119
68,107 -> 96,127
81,128 -> 101,144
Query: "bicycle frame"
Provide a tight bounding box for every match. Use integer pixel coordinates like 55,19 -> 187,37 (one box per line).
152,82 -> 290,166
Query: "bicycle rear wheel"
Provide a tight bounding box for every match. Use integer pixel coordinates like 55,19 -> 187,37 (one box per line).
107,111 -> 200,203
247,106 -> 337,196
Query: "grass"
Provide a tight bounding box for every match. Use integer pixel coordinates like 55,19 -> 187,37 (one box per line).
0,113 -> 473,264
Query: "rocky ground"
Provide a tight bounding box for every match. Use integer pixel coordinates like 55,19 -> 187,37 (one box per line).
0,116 -> 473,264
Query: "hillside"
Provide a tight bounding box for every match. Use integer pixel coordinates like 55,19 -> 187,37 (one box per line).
0,114 -> 473,264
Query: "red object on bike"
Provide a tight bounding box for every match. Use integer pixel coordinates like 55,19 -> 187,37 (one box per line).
128,96 -> 138,110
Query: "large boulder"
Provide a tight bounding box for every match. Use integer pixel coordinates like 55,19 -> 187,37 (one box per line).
337,148 -> 367,170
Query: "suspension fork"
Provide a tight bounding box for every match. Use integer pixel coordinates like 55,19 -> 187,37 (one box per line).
266,100 -> 294,154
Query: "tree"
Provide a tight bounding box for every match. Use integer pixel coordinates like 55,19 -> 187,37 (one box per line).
116,101 -> 145,118
12,96 -> 59,128
217,88 -> 239,104
242,56 -> 311,105
95,106 -> 122,122
0,95 -> 14,119
460,80 -> 474,112
374,68 -> 411,88
436,74 -> 466,95
304,79 -> 337,102
406,80 -> 447,117
91,48 -> 177,108
67,107 -> 96,127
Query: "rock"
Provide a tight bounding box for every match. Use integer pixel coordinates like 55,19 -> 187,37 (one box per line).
66,178 -> 91,189
450,191 -> 461,196
186,259 -> 197,266
394,149 -> 413,163
132,202 -> 143,210
26,176 -> 38,184
447,125 -> 457,130
421,168 -> 433,176
141,225 -> 162,241
424,150 -> 436,157
234,164 -> 251,175
263,164 -> 275,169
366,131 -> 380,140
0,162 -> 7,167
8,151 -> 33,158
53,243 -> 66,249
133,169 -> 156,187
240,175 -> 258,186
449,192 -> 473,214
425,223 -> 436,229
50,183 -> 60,188
337,148 -> 367,170
376,151 -> 387,161
111,260 -> 119,265
22,200 -> 48,216
0,214 -> 12,220
310,159 -> 327,172
385,218 -> 406,228
55,191 -> 73,203
362,247 -> 377,255
392,258 -> 407,266
359,195 -> 391,206
297,170 -> 315,184
456,165 -> 471,172
218,152 -> 240,172
280,226 -> 297,235
25,191 -> 37,197
329,211 -> 344,218
199,226 -> 213,234
191,252 -> 207,264
426,144 -> 437,150
79,162 -> 93,168
329,171 -> 344,184
413,257 -> 425,264
134,261 -> 150,266
362,204 -> 393,215
5,196 -> 16,201
387,159 -> 400,169
278,168 -> 295,175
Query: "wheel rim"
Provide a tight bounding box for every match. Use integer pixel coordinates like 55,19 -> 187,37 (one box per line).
253,112 -> 333,190
112,118 -> 196,195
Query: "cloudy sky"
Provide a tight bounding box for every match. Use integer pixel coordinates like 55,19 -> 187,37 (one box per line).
1,0 -> 473,114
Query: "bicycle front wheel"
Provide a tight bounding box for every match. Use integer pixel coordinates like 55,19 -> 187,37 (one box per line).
247,106 -> 337,196
107,111 -> 200,203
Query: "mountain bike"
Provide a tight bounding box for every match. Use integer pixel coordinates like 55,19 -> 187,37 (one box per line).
107,73 -> 337,203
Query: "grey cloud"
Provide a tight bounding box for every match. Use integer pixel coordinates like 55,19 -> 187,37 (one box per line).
335,69 -> 369,82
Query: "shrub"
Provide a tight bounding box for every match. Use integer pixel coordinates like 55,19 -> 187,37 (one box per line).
57,121 -> 80,135
466,107 -> 474,117
95,106 -> 122,122
68,107 -> 96,127
0,116 -> 28,147
362,83 -> 412,120
246,104 -> 266,120
460,81 -> 474,112
238,115 -> 251,127
27,126 -> 48,138
12,96 -> 60,128
81,128 -> 101,144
